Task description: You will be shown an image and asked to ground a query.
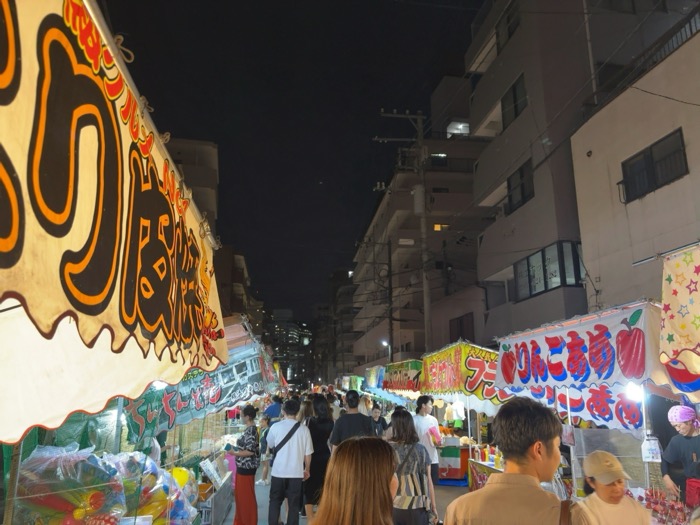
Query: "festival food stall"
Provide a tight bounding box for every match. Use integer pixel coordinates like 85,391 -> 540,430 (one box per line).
0,2 -> 244,523
420,341 -> 513,485
494,300 -> 673,501
383,359 -> 423,399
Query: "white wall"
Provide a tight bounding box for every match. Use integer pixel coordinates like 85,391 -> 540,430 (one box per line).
571,32 -> 700,310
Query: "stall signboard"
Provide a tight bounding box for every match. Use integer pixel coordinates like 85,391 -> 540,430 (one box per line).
495,301 -> 663,391
365,366 -> 384,389
422,343 -> 462,393
126,344 -> 266,441
383,360 -> 422,391
0,1 -> 229,443
461,343 -> 514,405
513,381 -> 644,431
660,248 -> 700,393
259,345 -> 279,392
350,375 -> 364,391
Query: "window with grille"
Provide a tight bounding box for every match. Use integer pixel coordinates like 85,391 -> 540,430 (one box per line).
506,159 -> 534,214
501,74 -> 527,130
496,1 -> 521,52
621,128 -> 688,203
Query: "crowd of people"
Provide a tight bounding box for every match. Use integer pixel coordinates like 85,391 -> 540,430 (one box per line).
225,389 -> 700,525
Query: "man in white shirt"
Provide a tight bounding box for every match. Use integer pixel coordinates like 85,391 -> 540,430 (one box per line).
413,395 -> 442,484
266,399 -> 313,525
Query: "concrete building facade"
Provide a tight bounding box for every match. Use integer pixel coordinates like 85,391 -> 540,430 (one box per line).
465,0 -> 695,343
571,7 -> 700,310
167,137 -> 219,238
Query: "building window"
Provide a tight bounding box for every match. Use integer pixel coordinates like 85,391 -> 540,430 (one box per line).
429,153 -> 448,167
594,0 -> 635,13
433,224 -> 450,231
620,128 -> 688,203
432,187 -> 450,193
496,1 -> 520,52
501,75 -> 527,130
449,313 -> 475,342
506,160 -> 534,214
514,242 -> 584,301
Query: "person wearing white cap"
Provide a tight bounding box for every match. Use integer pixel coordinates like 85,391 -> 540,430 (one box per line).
571,450 -> 650,525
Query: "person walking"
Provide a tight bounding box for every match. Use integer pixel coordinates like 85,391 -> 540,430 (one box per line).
230,405 -> 260,525
571,450 -> 650,524
304,394 -> 334,521
413,395 -> 442,487
265,395 -> 284,424
329,389 -> 373,451
388,408 -> 437,525
256,414 -> 272,486
444,397 -> 571,525
313,436 -> 398,525
266,398 -> 313,525
372,404 -> 389,437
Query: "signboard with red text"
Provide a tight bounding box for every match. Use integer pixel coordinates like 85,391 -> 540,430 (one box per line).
383,359 -> 422,391
495,302 -> 663,391
0,1 -> 226,443
422,343 -> 463,393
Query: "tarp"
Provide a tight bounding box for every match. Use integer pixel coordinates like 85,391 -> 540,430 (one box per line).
495,301 -> 666,391
0,1 -> 227,444
660,247 -> 700,393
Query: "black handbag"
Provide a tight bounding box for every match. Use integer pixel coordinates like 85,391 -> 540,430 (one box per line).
269,422 -> 300,467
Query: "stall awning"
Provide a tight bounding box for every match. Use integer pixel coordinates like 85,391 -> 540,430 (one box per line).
0,1 -> 227,443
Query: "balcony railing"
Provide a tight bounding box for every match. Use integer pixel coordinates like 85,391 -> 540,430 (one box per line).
584,4 -> 700,116
471,0 -> 495,39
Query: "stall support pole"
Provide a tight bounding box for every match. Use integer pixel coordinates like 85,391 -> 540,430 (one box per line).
113,396 -> 124,454
3,441 -> 23,524
640,384 -> 650,489
566,387 -> 578,497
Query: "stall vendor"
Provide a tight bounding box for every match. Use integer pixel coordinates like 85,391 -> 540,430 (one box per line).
662,405 -> 700,505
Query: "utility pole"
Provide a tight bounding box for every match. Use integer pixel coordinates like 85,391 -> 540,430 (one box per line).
378,110 -> 432,354
387,239 -> 394,362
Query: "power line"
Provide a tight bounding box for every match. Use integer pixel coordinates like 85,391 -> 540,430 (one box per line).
630,86 -> 700,107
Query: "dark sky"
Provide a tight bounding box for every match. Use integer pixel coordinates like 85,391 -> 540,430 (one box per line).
103,0 -> 481,319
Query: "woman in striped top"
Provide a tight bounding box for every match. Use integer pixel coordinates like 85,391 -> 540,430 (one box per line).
388,407 -> 438,525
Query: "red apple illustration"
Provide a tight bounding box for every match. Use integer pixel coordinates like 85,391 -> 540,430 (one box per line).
616,309 -> 645,379
501,345 -> 517,384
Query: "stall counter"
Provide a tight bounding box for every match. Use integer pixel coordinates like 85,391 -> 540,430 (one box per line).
468,459 -> 504,491
437,446 -> 472,481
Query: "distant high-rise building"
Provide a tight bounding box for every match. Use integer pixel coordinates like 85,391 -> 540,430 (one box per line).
264,309 -> 313,384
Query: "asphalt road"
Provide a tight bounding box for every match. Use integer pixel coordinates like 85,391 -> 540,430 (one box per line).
224,478 -> 469,524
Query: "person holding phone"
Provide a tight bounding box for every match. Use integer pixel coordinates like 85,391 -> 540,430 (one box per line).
231,405 -> 260,525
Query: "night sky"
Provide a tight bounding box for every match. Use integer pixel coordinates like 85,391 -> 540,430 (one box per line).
103,0 -> 481,319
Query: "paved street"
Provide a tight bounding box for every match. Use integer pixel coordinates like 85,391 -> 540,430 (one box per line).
224,478 -> 468,524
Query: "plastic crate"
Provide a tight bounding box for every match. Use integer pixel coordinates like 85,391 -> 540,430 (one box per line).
199,507 -> 211,525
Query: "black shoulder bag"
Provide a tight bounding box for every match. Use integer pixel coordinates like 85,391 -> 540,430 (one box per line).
269,422 -> 301,467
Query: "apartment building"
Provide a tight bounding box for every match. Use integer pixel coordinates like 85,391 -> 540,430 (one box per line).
167,138 -> 219,238
214,246 -> 264,335
571,6 -> 700,309
352,126 -> 490,373
466,0 -> 694,343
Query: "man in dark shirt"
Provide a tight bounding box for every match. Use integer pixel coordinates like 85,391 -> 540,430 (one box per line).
329,389 -> 372,451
